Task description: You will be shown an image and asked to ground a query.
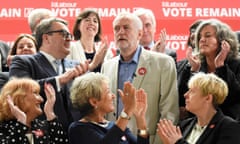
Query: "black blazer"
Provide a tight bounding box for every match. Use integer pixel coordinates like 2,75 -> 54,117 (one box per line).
0,40 -> 10,72
0,72 -> 9,91
178,58 -> 240,120
9,52 -> 80,131
176,110 -> 240,144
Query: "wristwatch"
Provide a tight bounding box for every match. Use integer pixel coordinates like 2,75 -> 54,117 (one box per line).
120,111 -> 131,120
138,129 -> 149,136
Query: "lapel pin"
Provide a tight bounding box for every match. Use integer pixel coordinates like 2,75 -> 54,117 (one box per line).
138,67 -> 147,75
209,124 -> 215,129
32,129 -> 44,137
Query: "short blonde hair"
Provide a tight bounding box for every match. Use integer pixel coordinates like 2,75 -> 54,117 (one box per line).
70,72 -> 109,116
188,73 -> 228,107
0,77 -> 40,121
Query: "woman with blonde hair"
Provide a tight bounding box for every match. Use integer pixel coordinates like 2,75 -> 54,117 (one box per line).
68,72 -> 149,144
157,73 -> 240,144
0,77 -> 68,143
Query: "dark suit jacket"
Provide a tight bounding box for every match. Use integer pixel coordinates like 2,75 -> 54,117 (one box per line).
0,40 -> 10,72
0,72 -> 9,91
165,47 -> 177,65
9,52 -> 80,131
178,58 -> 240,121
176,110 -> 240,144
69,121 -> 149,144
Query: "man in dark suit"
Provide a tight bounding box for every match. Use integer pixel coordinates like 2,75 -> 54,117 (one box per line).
9,17 -> 89,131
0,40 -> 10,72
0,41 -> 10,91
0,72 -> 8,91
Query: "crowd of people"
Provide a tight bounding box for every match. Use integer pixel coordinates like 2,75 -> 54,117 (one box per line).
1,7 -> 240,144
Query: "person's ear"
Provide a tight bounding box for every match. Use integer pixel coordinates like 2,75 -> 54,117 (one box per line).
89,97 -> 98,109
42,33 -> 50,44
206,94 -> 213,104
138,29 -> 143,39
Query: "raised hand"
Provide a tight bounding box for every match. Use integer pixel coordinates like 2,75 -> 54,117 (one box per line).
89,36 -> 109,71
43,83 -> 56,121
7,95 -> 26,124
215,40 -> 230,68
133,88 -> 148,131
186,46 -> 201,72
118,81 -> 136,116
152,28 -> 167,53
157,119 -> 182,144
133,88 -> 147,118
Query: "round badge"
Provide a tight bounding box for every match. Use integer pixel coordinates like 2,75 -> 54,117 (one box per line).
138,67 -> 147,75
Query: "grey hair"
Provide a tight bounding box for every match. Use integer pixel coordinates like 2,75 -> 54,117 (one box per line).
113,11 -> 143,31
195,18 -> 239,61
70,72 -> 109,117
28,8 -> 54,33
133,8 -> 156,28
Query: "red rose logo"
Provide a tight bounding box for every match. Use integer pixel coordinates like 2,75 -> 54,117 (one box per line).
138,67 -> 147,75
32,129 -> 44,137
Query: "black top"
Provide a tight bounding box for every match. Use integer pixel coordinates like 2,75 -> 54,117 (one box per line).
0,118 -> 68,144
85,52 -> 101,72
176,110 -> 240,144
68,120 -> 149,144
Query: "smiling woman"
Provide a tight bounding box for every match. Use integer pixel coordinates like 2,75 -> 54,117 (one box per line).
68,72 -> 149,144
178,18 -> 240,122
0,77 -> 68,144
67,8 -> 112,72
7,33 -> 38,67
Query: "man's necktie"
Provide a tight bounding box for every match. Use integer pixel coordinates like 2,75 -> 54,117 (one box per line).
54,60 -> 62,75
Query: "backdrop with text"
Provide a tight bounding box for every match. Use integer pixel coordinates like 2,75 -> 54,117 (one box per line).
0,0 -> 239,60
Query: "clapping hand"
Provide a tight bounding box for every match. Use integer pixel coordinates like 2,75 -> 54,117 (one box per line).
7,95 -> 27,125
59,60 -> 89,85
157,119 -> 182,144
133,88 -> 147,118
186,46 -> 201,72
44,83 -> 56,121
90,36 -> 109,71
153,28 -> 167,53
215,40 -> 230,68
118,81 -> 136,116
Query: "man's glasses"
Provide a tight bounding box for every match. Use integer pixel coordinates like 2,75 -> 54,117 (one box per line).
45,29 -> 73,40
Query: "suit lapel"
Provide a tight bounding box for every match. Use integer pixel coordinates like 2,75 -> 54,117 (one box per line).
196,110 -> 224,144
36,53 -> 57,76
105,58 -> 119,120
182,118 -> 197,138
112,58 -> 119,98
132,49 -> 151,89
